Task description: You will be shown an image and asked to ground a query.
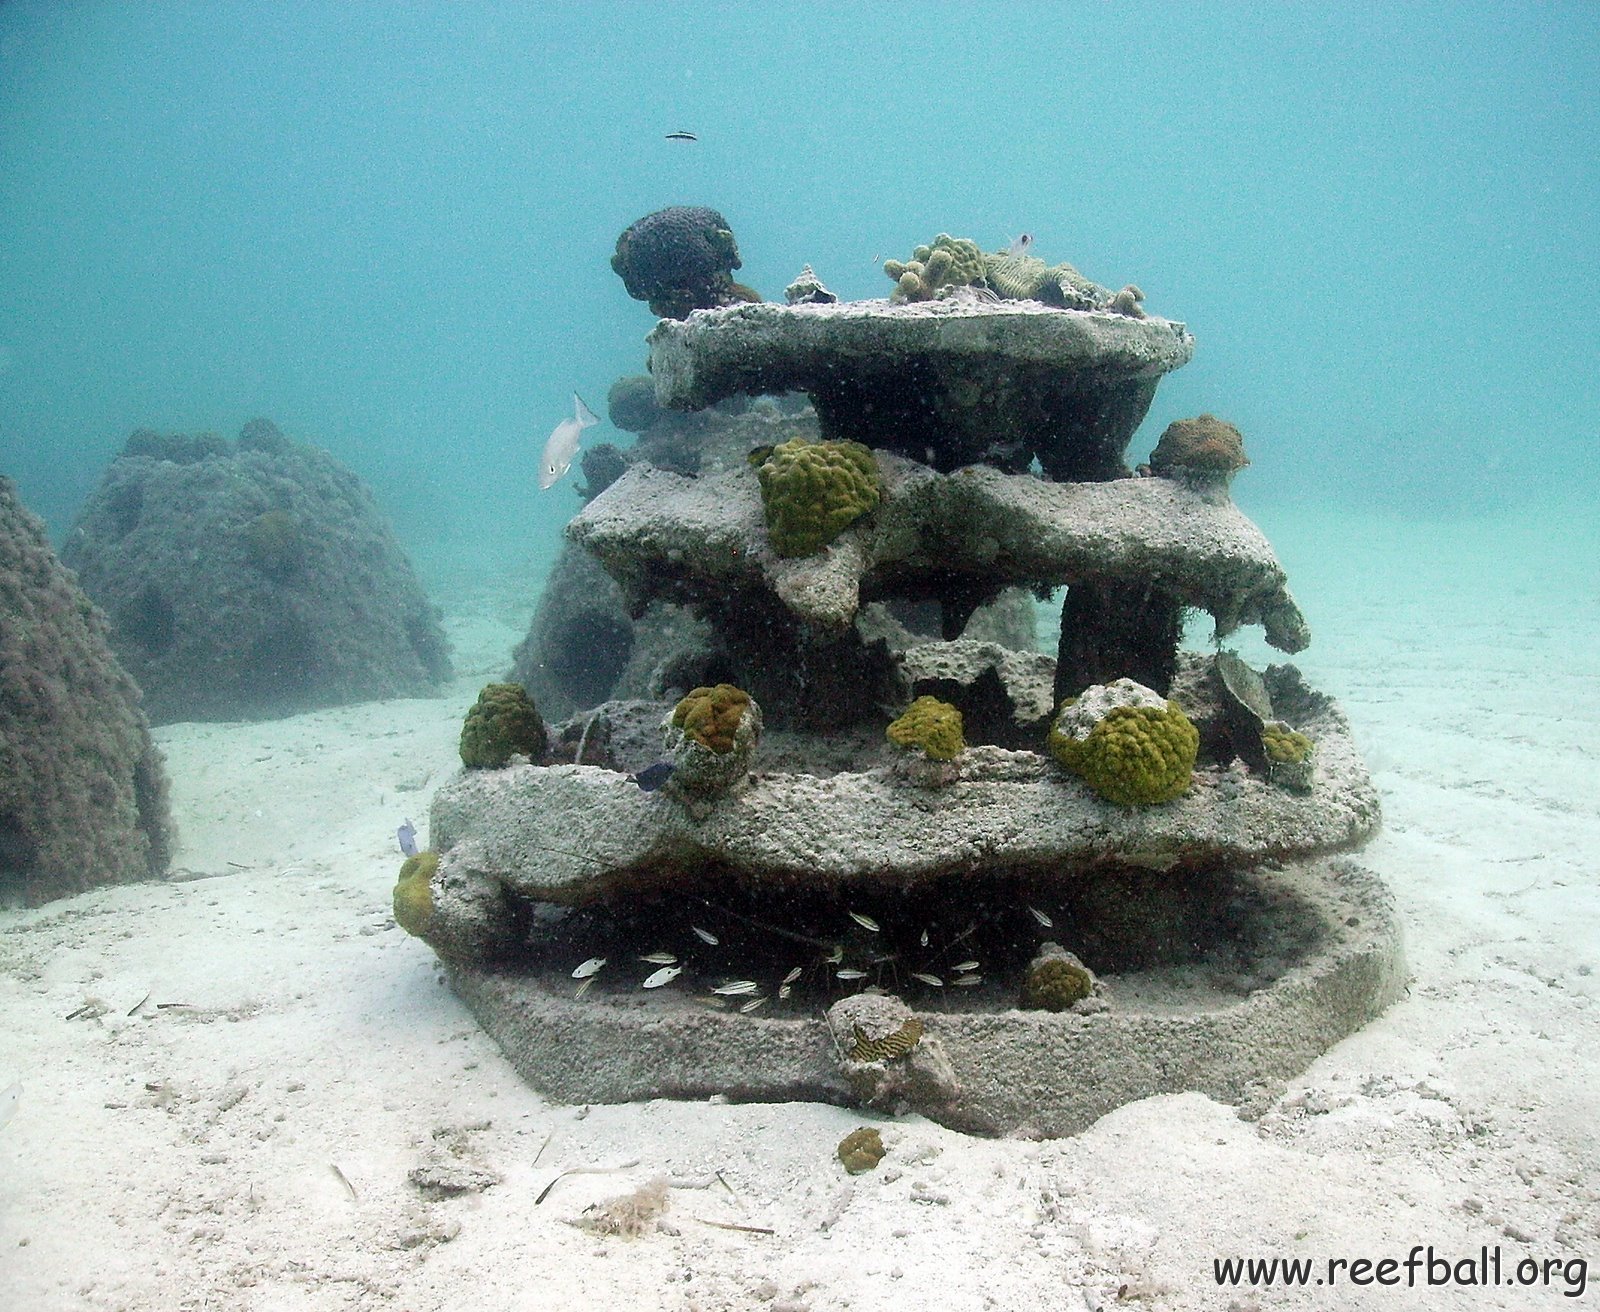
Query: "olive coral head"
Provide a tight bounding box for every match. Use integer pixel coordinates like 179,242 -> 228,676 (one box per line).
1149,415 -> 1250,483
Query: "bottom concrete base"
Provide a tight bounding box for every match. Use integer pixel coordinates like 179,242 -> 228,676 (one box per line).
444,857 -> 1406,1137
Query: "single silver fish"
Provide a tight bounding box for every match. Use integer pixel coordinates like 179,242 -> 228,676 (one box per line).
639,951 -> 678,965
1028,906 -> 1053,928
575,976 -> 595,999
1005,232 -> 1034,256
739,996 -> 768,1013
847,911 -> 880,933
538,392 -> 600,491
951,974 -> 983,987
781,966 -> 803,985
835,968 -> 869,981
710,980 -> 760,996
641,965 -> 683,989
778,984 -> 793,1000
910,971 -> 944,987
0,1081 -> 18,1132
691,926 -> 719,945
396,819 -> 418,858
571,957 -> 607,979
951,961 -> 980,974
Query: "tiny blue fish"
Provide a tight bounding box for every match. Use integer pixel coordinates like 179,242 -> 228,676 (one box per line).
630,762 -> 676,792
397,819 -> 419,858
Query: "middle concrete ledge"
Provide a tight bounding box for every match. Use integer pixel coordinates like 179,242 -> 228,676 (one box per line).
569,453 -> 1309,651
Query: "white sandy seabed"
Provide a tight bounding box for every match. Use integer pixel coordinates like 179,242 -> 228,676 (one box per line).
1,502 -> 1597,1312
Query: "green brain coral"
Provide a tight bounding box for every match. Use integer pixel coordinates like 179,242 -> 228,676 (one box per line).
1020,955 -> 1094,1011
755,437 -> 881,557
671,683 -> 752,755
393,850 -> 438,938
459,682 -> 548,768
1049,695 -> 1199,807
884,233 -> 986,302
1262,721 -> 1313,765
886,696 -> 965,762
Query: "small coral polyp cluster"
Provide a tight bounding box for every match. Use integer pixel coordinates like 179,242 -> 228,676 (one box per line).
398,213 -> 1398,1136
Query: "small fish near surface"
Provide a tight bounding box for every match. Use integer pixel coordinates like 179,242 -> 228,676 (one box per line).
396,819 -> 419,858
641,965 -> 684,989
538,392 -> 600,491
664,130 -> 698,142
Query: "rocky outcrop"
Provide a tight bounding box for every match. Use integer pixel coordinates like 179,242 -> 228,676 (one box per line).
0,477 -> 172,905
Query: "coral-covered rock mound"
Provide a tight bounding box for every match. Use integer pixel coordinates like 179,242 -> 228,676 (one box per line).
0,477 -> 172,905
62,420 -> 452,724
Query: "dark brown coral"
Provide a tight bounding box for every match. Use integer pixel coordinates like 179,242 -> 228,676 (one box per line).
1148,414 -> 1250,481
610,206 -> 759,318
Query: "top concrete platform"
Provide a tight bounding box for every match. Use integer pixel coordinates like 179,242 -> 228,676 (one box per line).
647,298 -> 1195,480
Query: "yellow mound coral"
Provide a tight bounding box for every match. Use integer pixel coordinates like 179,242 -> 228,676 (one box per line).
1020,955 -> 1094,1011
1049,694 -> 1199,807
393,850 -> 438,937
1262,721 -> 1313,764
459,682 -> 547,768
754,437 -> 881,558
886,696 -> 965,762
884,233 -> 986,302
671,683 -> 752,755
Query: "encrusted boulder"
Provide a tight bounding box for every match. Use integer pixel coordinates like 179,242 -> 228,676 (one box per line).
0,477 -> 172,905
63,421 -> 451,723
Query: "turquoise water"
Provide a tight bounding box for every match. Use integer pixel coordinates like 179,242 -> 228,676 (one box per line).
1,1 -> 1595,577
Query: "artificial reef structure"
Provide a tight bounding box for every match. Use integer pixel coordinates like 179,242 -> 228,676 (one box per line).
0,476 -> 172,906
64,420 -> 452,723
403,220 -> 1405,1137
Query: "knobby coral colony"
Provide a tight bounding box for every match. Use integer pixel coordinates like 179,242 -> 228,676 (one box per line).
886,696 -> 965,762
884,234 -> 1113,309
459,682 -> 547,768
671,683 -> 751,754
1048,682 -> 1200,807
884,233 -> 987,302
754,437 -> 882,557
1262,721 -> 1313,764
1021,956 -> 1093,1011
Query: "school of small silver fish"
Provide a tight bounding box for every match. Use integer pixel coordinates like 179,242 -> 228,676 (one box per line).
551,901 -> 1063,1006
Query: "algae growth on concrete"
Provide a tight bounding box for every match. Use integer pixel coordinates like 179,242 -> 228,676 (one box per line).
401,225 -> 1404,1137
